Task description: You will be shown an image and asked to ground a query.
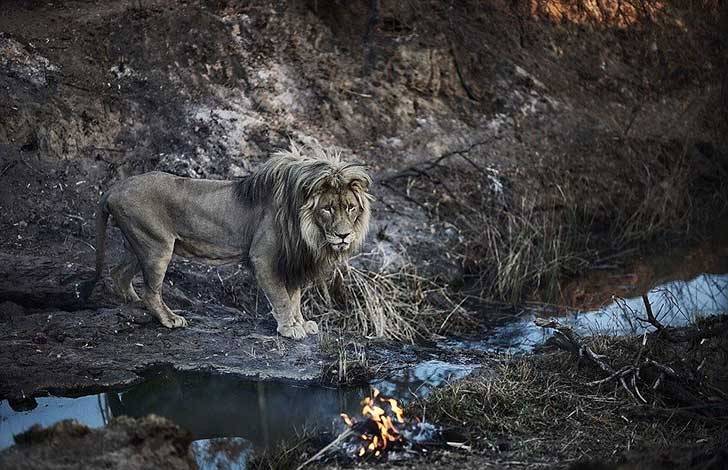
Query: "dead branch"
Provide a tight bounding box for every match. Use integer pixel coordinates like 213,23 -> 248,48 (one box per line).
636,295 -> 677,343
534,318 -> 713,408
296,428 -> 354,470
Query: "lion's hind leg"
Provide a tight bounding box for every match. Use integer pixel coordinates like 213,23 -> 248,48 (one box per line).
120,229 -> 187,329
110,245 -> 141,303
137,244 -> 188,329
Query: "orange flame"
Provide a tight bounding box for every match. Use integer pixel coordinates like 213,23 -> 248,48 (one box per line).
341,388 -> 405,458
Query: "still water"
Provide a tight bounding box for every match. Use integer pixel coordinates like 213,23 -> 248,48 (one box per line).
0,359 -> 475,467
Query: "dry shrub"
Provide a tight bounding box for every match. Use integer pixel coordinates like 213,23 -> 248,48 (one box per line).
304,252 -> 467,342
612,141 -> 728,245
615,144 -> 695,243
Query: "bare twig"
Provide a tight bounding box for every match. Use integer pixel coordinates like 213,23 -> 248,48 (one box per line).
0,161 -> 17,178
638,294 -> 667,332
296,429 -> 354,470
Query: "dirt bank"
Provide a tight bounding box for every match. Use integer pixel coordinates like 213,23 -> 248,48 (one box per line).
0,415 -> 196,470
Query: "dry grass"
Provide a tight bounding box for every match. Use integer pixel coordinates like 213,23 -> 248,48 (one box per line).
303,252 -> 469,342
248,428 -> 319,470
383,152 -> 591,304
318,333 -> 371,385
614,143 -> 694,244
416,324 -> 728,465
466,200 -> 590,303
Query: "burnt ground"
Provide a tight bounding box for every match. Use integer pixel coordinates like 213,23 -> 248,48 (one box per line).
1,0 -> 728,468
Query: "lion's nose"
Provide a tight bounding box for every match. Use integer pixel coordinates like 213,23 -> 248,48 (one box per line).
336,232 -> 351,241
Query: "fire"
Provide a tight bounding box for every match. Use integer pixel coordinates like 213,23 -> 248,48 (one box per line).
340,388 -> 405,458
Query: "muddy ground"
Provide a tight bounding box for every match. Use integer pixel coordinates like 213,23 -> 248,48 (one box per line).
1,0 -> 728,468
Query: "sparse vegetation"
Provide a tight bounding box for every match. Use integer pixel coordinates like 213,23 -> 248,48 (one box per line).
304,252 -> 471,342
415,317 -> 728,467
382,134 -> 728,307
248,429 -> 319,470
318,333 -> 371,385
382,150 -> 593,303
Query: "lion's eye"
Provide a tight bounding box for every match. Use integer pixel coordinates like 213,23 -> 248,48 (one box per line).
321,207 -> 332,216
347,205 -> 357,213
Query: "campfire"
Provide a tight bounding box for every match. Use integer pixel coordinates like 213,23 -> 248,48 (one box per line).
297,387 -> 443,469
340,388 -> 406,458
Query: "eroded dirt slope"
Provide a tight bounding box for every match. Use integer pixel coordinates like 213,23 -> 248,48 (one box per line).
1,0 -> 727,398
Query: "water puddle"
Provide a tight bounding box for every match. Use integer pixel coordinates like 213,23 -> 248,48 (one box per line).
0,361 -> 475,465
372,360 -> 475,398
460,272 -> 728,352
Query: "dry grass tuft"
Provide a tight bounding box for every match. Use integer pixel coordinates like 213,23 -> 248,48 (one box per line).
383,151 -> 591,304
304,252 -> 469,342
248,429 -> 319,470
466,200 -> 590,303
318,333 -> 371,385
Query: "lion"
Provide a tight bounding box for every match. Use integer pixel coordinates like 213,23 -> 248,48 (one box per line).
90,142 -> 372,339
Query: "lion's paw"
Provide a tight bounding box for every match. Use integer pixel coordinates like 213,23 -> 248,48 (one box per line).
303,320 -> 319,335
277,323 -> 307,340
160,312 -> 188,329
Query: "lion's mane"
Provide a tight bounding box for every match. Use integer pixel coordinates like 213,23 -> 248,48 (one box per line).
236,141 -> 373,288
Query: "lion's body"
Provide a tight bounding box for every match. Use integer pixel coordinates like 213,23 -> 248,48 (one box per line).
93,143 -> 372,339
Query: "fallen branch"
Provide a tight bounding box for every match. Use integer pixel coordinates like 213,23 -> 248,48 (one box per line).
296,429 -> 354,470
536,318 -> 728,414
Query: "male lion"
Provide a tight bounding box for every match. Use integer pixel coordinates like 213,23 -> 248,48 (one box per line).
91,142 -> 372,339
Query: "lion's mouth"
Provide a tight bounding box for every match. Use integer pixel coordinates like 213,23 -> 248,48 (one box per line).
330,241 -> 351,252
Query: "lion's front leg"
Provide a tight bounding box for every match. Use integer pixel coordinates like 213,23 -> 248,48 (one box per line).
251,255 -> 306,340
289,288 -> 318,335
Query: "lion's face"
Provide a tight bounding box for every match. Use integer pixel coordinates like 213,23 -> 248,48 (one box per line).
314,189 -> 363,253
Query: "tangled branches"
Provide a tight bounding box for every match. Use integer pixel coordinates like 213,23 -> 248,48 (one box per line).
536,299 -> 728,417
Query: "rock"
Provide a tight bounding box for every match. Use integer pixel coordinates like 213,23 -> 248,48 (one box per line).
0,35 -> 59,87
0,415 -> 196,470
8,397 -> 37,412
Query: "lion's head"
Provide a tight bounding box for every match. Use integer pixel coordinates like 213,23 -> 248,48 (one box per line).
237,141 -> 373,287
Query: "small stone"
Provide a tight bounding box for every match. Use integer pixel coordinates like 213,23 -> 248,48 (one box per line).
33,332 -> 48,345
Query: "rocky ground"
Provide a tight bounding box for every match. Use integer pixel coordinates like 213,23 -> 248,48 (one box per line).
1,0 -> 728,468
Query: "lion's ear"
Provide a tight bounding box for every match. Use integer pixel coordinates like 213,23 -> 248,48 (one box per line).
349,177 -> 371,194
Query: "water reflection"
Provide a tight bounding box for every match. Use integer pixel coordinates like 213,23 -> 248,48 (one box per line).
372,360 -> 475,398
107,371 -> 366,447
456,272 -> 728,353
192,437 -> 252,470
0,395 -> 111,449
0,357 -> 480,462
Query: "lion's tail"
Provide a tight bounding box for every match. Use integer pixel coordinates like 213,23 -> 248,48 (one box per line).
80,194 -> 110,302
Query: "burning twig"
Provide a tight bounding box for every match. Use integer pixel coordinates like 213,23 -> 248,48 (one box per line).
298,388 -> 440,468
341,388 -> 406,458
